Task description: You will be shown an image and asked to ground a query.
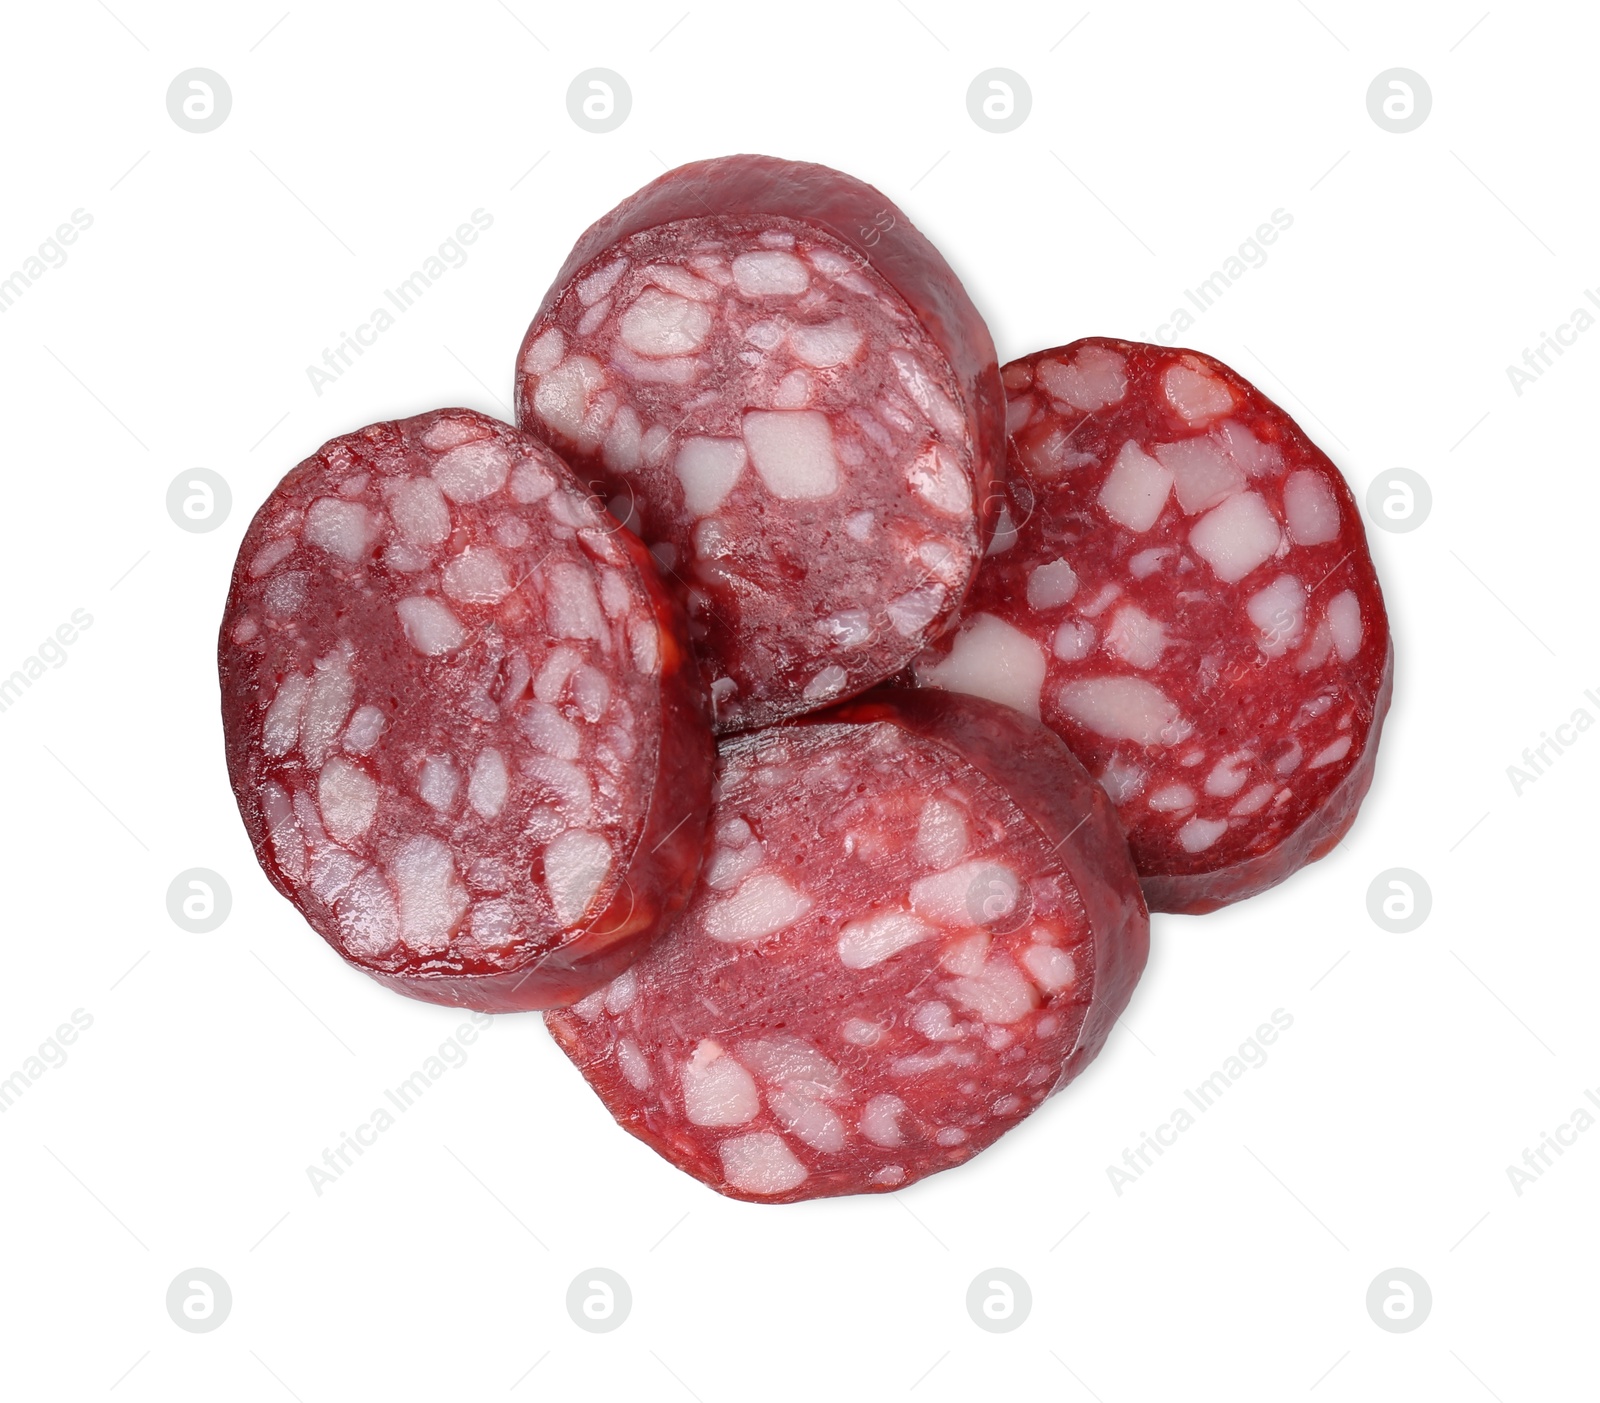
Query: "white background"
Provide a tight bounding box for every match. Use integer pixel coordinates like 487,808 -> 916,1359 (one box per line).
1,1 -> 1595,1397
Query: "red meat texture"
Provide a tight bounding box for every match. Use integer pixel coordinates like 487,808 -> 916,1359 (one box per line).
548,690 -> 1148,1203
218,408 -> 713,1010
515,155 -> 1005,734
915,338 -> 1392,913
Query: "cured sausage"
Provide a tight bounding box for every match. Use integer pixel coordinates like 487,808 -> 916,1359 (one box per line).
546,690 -> 1148,1202
914,339 -> 1392,913
218,409 -> 713,1010
514,155 -> 1005,734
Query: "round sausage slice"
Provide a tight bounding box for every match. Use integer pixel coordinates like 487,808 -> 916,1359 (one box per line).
546,689 -> 1148,1202
218,409 -> 713,1010
515,154 -> 1005,734
914,339 -> 1393,913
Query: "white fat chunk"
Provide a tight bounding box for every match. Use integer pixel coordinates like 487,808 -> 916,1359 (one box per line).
845,509 -> 874,542
546,563 -> 606,641
841,1018 -> 883,1046
1059,677 -> 1191,745
318,757 -> 379,844
1178,816 -> 1229,853
602,404 -> 643,474
521,700 -> 582,760
343,704 -> 386,755
789,318 -> 863,368
301,649 -> 356,767
682,1044 -> 761,1126
916,798 -> 969,870
885,586 -> 944,638
944,953 -> 1040,1025
571,665 -> 610,721
630,619 -> 660,675
418,754 -> 460,813
1099,441 -> 1174,532
250,537 -> 296,577
603,968 -> 638,1016
388,478 -> 451,548
769,1091 -> 846,1153
1104,605 -> 1168,669
535,646 -> 582,704
469,898 -> 518,949
917,613 -> 1046,718
816,609 -> 872,648
731,250 -> 809,297
1027,558 -> 1078,610
704,840 -> 764,892
742,410 -> 840,499
468,748 -> 509,819
304,498 -> 377,563
702,871 -> 812,944
262,783 -> 305,883
910,859 -> 1019,928
432,441 -> 511,503
522,326 -> 565,374
1231,782 -> 1275,815
533,355 -> 605,442
1189,491 -> 1283,583
397,596 -> 466,656
619,288 -> 712,357
524,755 -> 593,822
1129,547 -> 1174,579
837,909 -> 936,970
1100,756 -> 1146,803
543,829 -> 612,927
509,457 -> 555,503
675,437 -> 746,516
802,665 -> 848,703
911,1001 -> 964,1041
390,835 -> 468,953
617,1038 -> 653,1090
1327,590 -> 1363,660
1311,735 -> 1353,767
772,369 -> 812,408
891,351 -> 966,439
1284,470 -> 1339,545
578,261 -> 625,305
859,1095 -> 906,1148
336,866 -> 400,955
719,1132 -> 808,1194
1147,784 -> 1195,812
262,674 -> 311,757
643,263 -> 718,300
1023,943 -> 1077,993
1247,575 -> 1307,657
1154,437 -> 1245,515
1053,620 -> 1095,661
739,1036 -> 842,1096
907,444 -> 971,516
442,546 -> 512,605
1216,419 -> 1283,477
1204,753 -> 1253,798
1164,364 -> 1234,424
1035,344 -> 1129,411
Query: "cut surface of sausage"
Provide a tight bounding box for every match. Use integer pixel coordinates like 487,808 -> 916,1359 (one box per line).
515,155 -> 1005,734
915,339 -> 1391,913
546,690 -> 1148,1202
218,409 -> 713,1010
